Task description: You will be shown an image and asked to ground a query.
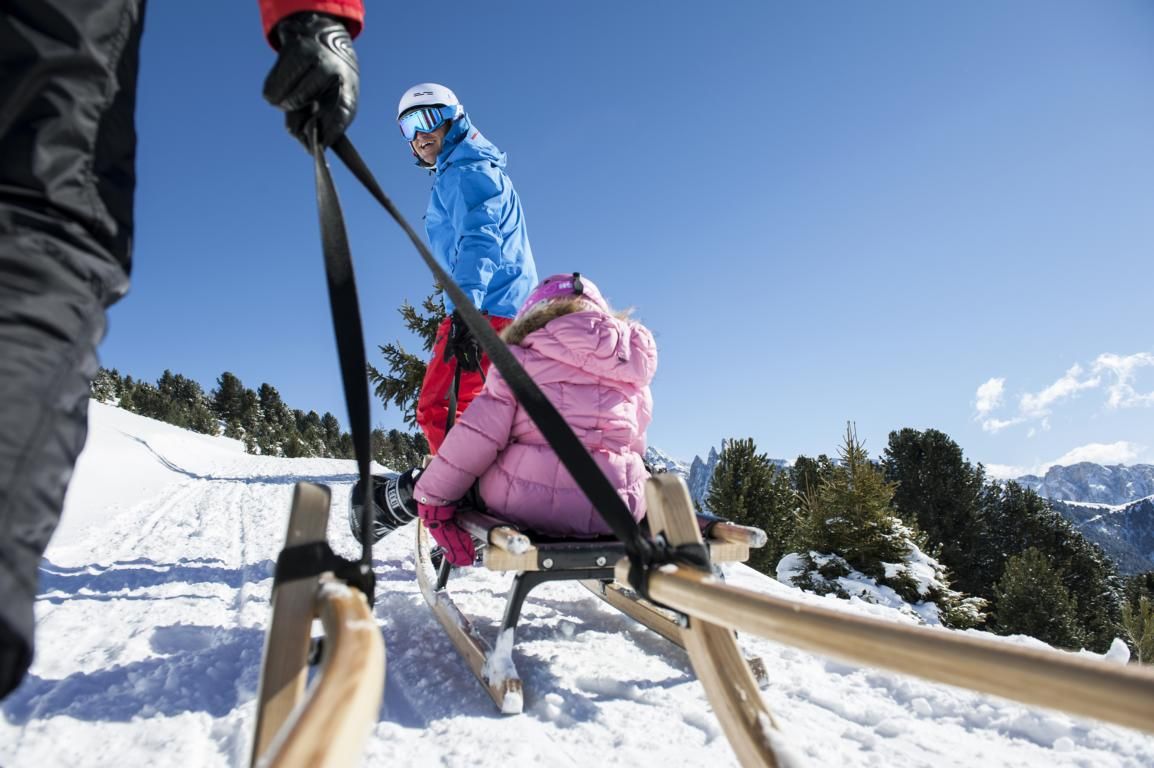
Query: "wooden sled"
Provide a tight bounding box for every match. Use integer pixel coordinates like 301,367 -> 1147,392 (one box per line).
414,502 -> 770,714
250,482 -> 386,768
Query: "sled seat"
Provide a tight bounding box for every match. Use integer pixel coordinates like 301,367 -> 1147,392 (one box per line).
434,507 -> 767,638
455,507 -> 766,573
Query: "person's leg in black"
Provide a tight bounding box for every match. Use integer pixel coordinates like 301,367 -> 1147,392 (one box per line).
0,0 -> 146,698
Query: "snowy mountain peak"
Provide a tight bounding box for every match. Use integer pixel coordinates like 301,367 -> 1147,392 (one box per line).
1017,462 -> 1154,506
687,447 -> 722,512
643,446 -> 690,477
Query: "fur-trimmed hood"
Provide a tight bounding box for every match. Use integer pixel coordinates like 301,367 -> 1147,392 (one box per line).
512,309 -> 656,388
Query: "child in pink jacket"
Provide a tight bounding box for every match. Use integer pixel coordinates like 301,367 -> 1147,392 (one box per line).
413,273 -> 657,565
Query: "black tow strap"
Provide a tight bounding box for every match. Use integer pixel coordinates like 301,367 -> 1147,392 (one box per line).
271,133 -> 377,603
330,136 -> 711,596
276,541 -> 366,588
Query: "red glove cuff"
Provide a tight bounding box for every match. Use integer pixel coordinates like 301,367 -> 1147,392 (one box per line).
418,502 -> 456,523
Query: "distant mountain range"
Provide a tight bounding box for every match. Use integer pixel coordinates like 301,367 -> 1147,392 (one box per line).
1009,463 -> 1154,574
1045,497 -> 1154,576
644,445 -> 716,510
1015,463 -> 1154,506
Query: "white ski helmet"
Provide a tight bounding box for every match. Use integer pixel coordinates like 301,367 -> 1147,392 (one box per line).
396,82 -> 463,120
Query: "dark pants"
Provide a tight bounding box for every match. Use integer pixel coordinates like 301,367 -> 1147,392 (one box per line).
0,0 -> 146,697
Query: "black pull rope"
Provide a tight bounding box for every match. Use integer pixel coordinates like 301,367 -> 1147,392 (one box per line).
329,137 -> 709,588
446,363 -> 461,434
309,134 -> 376,603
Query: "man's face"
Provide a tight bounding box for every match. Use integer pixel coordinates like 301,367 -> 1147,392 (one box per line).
411,122 -> 450,166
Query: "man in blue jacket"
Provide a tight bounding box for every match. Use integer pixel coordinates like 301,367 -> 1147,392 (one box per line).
397,83 -> 537,453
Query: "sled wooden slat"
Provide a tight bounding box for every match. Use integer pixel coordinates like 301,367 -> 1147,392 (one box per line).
707,520 -> 768,549
583,579 -> 686,645
252,482 -> 331,765
639,474 -> 783,768
700,540 -> 750,564
416,520 -> 524,714
456,510 -> 531,555
251,482 -> 385,768
632,558 -> 1154,735
483,546 -> 540,573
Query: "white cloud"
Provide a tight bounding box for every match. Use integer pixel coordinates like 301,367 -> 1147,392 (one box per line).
974,353 -> 1154,435
980,416 -> 1024,434
974,378 -> 1004,416
1092,352 -> 1154,409
1046,441 -> 1146,470
984,463 -> 1027,480
1018,364 -> 1100,419
985,441 -> 1148,479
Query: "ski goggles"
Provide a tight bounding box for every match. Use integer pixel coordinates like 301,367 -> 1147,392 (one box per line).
398,105 -> 455,141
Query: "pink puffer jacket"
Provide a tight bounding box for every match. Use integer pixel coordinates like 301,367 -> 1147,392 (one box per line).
413,310 -> 657,537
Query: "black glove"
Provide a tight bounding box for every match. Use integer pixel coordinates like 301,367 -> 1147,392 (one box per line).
443,311 -> 483,372
263,13 -> 359,149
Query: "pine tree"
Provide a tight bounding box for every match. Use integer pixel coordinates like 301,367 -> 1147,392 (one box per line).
1121,572 -> 1154,662
798,424 -> 908,580
294,410 -> 326,455
237,387 -> 261,451
368,291 -> 444,428
99,365 -> 425,463
1126,571 -> 1154,604
255,383 -> 295,455
993,547 -> 1084,650
125,379 -> 164,420
882,428 -> 986,595
1122,596 -> 1154,664
782,427 -> 983,627
705,438 -> 798,574
976,481 -> 1123,652
320,412 -> 350,458
211,372 -> 246,423
117,375 -> 138,412
155,370 -> 217,434
790,454 -> 833,502
91,367 -> 123,403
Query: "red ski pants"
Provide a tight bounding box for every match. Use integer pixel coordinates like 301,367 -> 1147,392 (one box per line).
417,314 -> 512,454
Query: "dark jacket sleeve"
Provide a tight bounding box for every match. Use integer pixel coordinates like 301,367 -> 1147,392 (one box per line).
259,0 -> 364,45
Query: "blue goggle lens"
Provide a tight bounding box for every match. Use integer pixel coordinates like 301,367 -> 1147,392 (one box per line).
398,106 -> 453,141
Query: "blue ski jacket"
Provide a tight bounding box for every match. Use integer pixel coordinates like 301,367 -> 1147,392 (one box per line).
425,113 -> 537,318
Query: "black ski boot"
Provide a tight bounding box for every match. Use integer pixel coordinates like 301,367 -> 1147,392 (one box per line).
348,467 -> 422,544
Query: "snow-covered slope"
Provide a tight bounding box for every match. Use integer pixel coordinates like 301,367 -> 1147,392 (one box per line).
2,403 -> 1152,767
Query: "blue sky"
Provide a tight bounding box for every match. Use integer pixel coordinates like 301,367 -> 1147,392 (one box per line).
106,0 -> 1154,475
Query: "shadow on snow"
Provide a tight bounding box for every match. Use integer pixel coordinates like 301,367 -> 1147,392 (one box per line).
1,624 -> 265,723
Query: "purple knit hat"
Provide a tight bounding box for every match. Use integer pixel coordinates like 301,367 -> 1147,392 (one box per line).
518,273 -> 608,316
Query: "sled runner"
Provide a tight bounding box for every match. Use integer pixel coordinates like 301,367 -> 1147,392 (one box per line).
414,495 -> 770,714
